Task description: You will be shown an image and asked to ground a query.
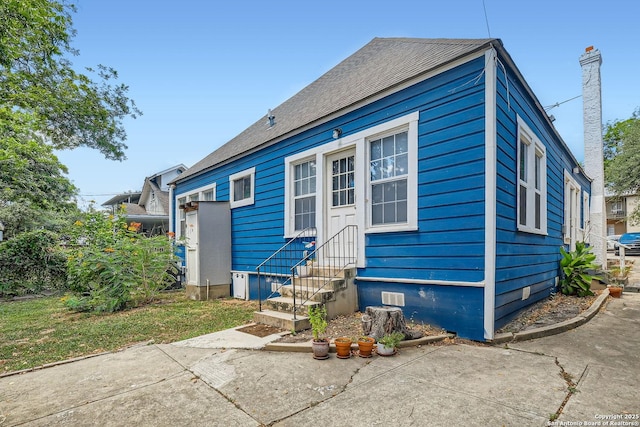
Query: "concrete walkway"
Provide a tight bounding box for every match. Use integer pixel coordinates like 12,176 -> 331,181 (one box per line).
1,293 -> 638,426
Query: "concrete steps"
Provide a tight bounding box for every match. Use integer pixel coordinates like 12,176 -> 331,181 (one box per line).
253,309 -> 310,332
253,266 -> 358,332
263,296 -> 321,316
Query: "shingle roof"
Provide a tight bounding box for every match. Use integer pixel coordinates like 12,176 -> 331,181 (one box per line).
102,192 -> 141,207
121,203 -> 147,215
176,37 -> 499,183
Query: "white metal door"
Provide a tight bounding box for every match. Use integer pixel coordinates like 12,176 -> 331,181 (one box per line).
324,149 -> 357,263
185,211 -> 199,286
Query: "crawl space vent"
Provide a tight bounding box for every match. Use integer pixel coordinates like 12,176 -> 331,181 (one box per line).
381,291 -> 405,307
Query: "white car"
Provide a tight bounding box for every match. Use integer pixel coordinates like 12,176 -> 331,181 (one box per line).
607,235 -> 621,251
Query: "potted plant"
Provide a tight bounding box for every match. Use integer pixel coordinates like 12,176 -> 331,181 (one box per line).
356,336 -> 376,357
376,331 -> 404,356
334,337 -> 353,359
308,305 -> 329,359
607,283 -> 624,298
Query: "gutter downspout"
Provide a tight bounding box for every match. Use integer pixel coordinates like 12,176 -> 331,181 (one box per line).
483,47 -> 498,340
168,184 -> 175,234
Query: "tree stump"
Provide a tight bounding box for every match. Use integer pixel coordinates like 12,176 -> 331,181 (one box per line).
361,306 -> 424,340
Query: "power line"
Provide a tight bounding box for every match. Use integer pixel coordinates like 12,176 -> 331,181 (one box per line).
544,94 -> 582,111
482,0 -> 491,38
78,192 -> 140,197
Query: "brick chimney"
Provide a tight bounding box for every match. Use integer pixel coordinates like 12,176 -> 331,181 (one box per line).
580,46 -> 606,266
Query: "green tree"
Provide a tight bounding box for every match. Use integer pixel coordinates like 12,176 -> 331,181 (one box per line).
0,0 -> 140,161
0,229 -> 68,297
604,109 -> 640,223
0,120 -> 79,238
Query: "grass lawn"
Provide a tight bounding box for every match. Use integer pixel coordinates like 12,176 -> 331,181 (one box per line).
0,291 -> 258,374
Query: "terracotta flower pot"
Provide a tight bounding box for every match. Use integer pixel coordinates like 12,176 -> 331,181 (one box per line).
608,286 -> 623,298
334,337 -> 353,359
357,336 -> 375,357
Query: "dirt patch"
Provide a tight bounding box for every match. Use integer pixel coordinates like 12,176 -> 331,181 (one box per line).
496,291 -> 601,334
275,312 -> 446,344
237,324 -> 284,338
268,291 -> 603,343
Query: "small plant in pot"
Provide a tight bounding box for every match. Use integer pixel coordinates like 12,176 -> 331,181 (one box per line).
377,332 -> 404,356
308,305 -> 329,359
334,337 -> 353,359
356,336 -> 376,357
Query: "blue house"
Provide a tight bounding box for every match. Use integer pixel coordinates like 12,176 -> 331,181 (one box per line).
170,38 -> 591,341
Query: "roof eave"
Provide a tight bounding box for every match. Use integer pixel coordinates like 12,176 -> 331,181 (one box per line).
174,40 -> 499,185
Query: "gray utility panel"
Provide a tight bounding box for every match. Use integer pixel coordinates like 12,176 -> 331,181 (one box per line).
183,201 -> 231,300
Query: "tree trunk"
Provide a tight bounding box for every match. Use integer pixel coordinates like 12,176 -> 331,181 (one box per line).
361,306 -> 424,340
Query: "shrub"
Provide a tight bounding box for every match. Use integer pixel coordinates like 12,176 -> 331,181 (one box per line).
559,242 -> 598,297
0,229 -> 67,297
65,207 -> 178,312
308,305 -> 327,341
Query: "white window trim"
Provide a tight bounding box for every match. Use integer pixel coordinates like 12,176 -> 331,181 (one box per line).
287,157 -> 318,233
365,124 -> 418,233
174,183 -> 217,239
516,115 -> 547,235
563,170 -> 581,247
284,111 -> 419,267
229,167 -> 255,208
583,191 -> 590,231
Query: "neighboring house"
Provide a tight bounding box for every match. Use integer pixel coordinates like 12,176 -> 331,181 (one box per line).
103,164 -> 187,235
606,192 -> 640,235
171,38 -> 590,341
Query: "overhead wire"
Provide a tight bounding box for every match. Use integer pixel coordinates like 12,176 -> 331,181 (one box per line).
543,95 -> 582,111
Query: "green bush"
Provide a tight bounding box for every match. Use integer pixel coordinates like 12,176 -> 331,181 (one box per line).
0,229 -> 67,297
65,207 -> 178,312
559,241 -> 598,297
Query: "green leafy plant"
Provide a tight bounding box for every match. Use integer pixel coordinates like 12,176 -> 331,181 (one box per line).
308,305 -> 327,341
0,229 -> 67,297
65,205 -> 178,312
378,331 -> 404,349
559,242 -> 598,297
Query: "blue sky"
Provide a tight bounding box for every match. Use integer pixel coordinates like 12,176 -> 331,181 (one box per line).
56,0 -> 640,208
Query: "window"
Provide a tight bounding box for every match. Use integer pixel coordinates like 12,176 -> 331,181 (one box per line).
583,191 -> 590,230
293,159 -> 316,231
203,188 -> 215,201
229,167 -> 255,208
177,196 -> 187,238
516,116 -> 547,234
332,155 -> 354,207
610,200 -> 623,215
369,131 -> 409,226
564,170 -> 581,248
283,111 -> 419,240
174,183 -> 216,239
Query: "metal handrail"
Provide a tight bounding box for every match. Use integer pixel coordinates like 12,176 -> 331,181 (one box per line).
290,225 -> 357,319
256,227 -> 316,311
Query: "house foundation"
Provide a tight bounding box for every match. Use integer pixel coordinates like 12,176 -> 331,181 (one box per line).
186,284 -> 231,301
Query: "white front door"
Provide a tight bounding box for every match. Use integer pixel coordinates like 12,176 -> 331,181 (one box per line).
185,210 -> 199,286
324,149 -> 357,264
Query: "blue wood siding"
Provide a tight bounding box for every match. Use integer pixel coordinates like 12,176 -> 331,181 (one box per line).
493,52 -> 590,329
174,56 -> 490,340
357,280 -> 485,341
175,51 -> 587,340
175,57 -> 489,279
361,57 -> 487,283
